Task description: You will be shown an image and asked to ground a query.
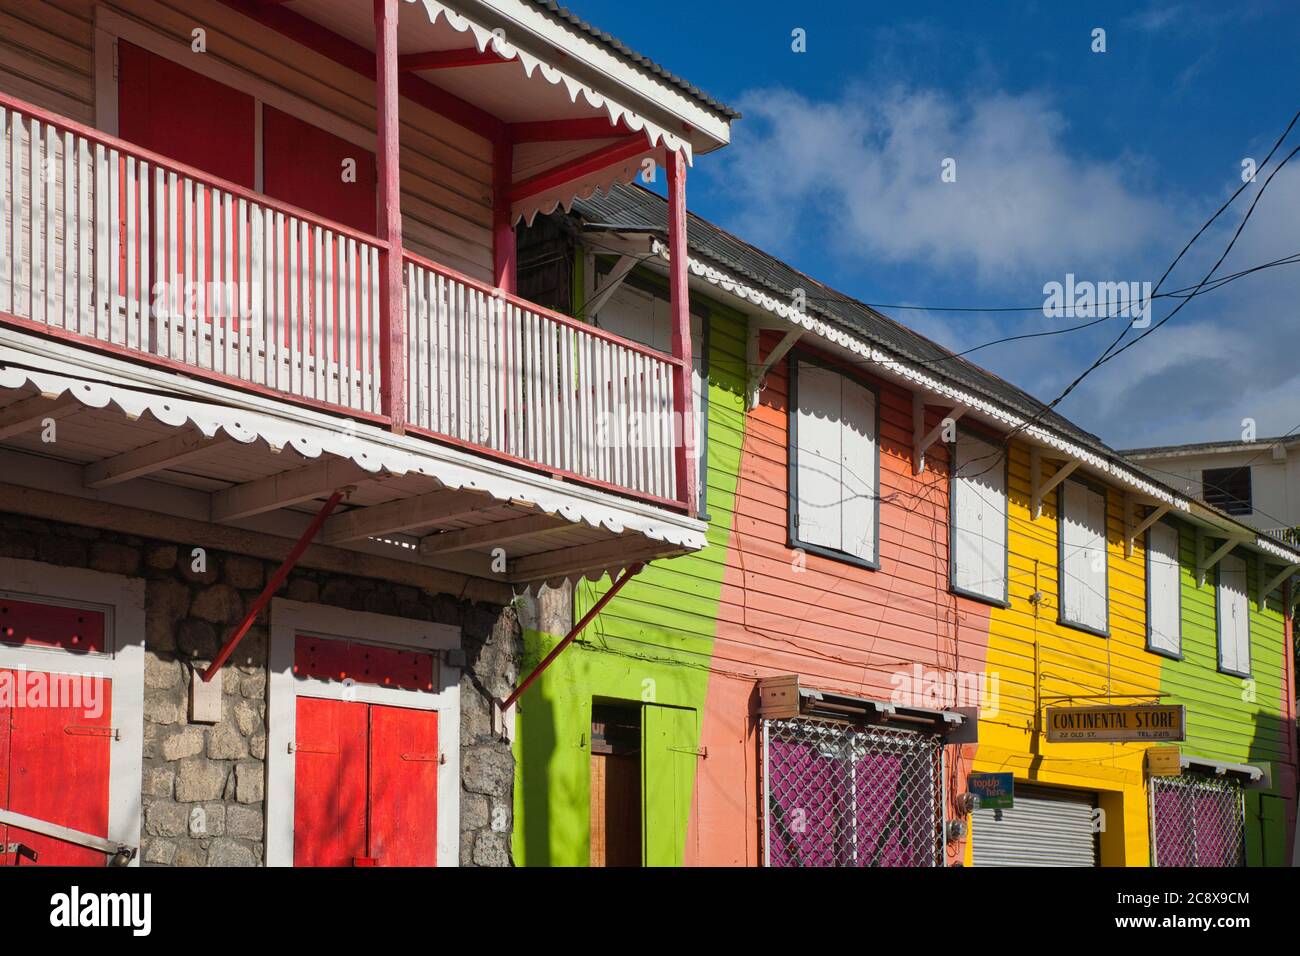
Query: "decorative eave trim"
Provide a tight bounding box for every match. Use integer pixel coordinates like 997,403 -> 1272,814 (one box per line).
0,332 -> 708,580
409,0 -> 697,162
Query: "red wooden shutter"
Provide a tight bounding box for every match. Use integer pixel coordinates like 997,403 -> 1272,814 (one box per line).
367,704 -> 439,867
292,695 -> 368,867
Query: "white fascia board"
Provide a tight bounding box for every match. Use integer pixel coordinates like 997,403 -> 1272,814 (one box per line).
432,0 -> 732,152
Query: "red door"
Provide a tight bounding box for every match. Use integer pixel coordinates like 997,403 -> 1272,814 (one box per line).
292,695 -> 368,868
0,598 -> 112,867
3,672 -> 113,866
368,704 -> 438,867
292,636 -> 439,867
293,698 -> 439,867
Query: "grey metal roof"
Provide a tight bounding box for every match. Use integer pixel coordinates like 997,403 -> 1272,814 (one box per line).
571,182 -> 1124,463
530,1 -> 742,120
1122,436 -> 1300,458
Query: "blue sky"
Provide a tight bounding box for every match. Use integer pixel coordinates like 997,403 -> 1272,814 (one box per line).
577,0 -> 1300,447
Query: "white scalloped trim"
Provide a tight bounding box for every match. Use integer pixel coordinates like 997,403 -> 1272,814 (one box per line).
0,343 -> 707,585
513,146 -> 654,226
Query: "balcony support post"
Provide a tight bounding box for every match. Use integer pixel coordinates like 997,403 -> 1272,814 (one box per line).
493,135 -> 516,293
374,0 -> 406,433
666,149 -> 698,514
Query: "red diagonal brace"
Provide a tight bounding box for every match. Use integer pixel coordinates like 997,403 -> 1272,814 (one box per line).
499,562 -> 644,711
201,490 -> 345,682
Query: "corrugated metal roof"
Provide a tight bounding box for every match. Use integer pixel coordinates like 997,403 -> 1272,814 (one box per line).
571,182 -> 1126,469
530,1 -> 742,120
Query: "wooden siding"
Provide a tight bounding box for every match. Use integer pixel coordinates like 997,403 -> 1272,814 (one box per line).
1160,526 -> 1294,865
0,0 -> 494,280
0,1 -> 96,123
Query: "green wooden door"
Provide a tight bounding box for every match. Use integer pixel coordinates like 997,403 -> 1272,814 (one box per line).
641,705 -> 697,866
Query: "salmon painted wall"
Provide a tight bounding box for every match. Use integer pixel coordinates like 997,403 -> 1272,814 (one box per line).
693,337 -> 994,865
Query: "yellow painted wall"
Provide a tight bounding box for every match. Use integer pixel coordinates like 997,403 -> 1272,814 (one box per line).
969,444 -> 1162,866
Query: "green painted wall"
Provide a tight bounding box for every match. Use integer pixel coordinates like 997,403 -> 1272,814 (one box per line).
1162,524 -> 1292,865
511,274 -> 749,866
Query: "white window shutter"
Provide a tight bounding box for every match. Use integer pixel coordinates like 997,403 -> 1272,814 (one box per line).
840,374 -> 876,562
953,430 -> 1006,601
1061,479 -> 1107,632
795,361 -> 843,553
1218,554 -> 1250,673
1147,522 -> 1181,655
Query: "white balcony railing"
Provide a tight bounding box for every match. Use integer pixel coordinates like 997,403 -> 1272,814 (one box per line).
0,92 -> 686,508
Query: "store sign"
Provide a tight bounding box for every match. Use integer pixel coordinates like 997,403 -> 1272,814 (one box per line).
1046,704 -> 1185,743
1146,746 -> 1182,776
968,771 -> 1014,809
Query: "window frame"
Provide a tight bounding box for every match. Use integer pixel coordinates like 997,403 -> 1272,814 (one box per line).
786,350 -> 882,571
1201,466 -> 1253,516
1144,517 -> 1183,660
1056,475 -> 1111,638
947,423 -> 1011,608
1215,552 -> 1253,679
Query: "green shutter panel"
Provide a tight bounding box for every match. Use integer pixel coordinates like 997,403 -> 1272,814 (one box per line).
641,704 -> 697,867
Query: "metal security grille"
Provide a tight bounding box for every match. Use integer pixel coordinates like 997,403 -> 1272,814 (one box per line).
1150,774 -> 1246,867
763,717 -> 943,867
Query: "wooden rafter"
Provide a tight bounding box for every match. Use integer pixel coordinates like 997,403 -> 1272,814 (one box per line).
0,393 -> 82,441
1029,448 -> 1080,520
319,489 -> 490,544
210,457 -> 378,523
510,135 -> 650,203
399,46 -> 512,72
913,396 -> 970,475
83,432 -> 233,489
419,513 -> 569,556
510,118 -> 630,143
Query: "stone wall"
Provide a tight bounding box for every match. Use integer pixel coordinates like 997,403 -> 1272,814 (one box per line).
0,511 -> 521,866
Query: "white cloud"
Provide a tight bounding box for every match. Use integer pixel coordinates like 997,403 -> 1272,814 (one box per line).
712,85 -> 1174,284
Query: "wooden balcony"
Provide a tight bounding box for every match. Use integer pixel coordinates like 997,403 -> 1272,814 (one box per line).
0,92 -> 685,509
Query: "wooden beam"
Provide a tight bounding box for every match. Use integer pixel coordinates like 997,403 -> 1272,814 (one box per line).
375,0 -> 406,433
418,513 -> 569,556
747,329 -> 802,410
493,135 -> 516,293
1126,501 -> 1171,557
585,255 -> 637,319
320,489 -> 491,544
1198,532 -> 1252,585
666,149 -> 696,515
210,457 -> 378,523
399,47 -> 511,71
510,118 -> 630,143
83,432 -> 232,489
0,393 -> 82,440
1030,450 -> 1080,519
510,136 -> 649,203
510,535 -> 677,583
913,400 -> 969,475
1261,562 -> 1300,604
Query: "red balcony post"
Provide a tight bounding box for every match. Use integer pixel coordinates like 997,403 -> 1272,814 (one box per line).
666,149 -> 698,515
374,0 -> 406,433
493,135 -> 516,293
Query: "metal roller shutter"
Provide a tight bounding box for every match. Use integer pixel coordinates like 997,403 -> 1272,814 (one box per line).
972,785 -> 1098,866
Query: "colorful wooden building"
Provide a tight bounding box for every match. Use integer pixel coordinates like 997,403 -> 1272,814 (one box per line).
511,182 -> 1299,868
0,0 -> 737,865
